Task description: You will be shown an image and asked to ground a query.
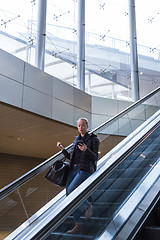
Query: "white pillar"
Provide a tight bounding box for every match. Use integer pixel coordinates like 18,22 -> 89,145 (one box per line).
77,0 -> 85,91
35,0 -> 47,71
129,0 -> 140,101
87,73 -> 91,94
112,84 -> 116,99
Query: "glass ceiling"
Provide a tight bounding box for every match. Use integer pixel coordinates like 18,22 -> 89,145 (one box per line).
0,0 -> 160,101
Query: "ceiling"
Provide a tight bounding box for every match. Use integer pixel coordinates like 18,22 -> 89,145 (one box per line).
0,102 -> 77,159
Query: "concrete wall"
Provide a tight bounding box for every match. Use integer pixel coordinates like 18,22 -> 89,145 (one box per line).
0,49 -> 158,134
0,49 -> 91,128
91,96 -> 132,129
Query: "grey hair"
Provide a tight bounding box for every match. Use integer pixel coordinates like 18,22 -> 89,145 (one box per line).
77,117 -> 89,127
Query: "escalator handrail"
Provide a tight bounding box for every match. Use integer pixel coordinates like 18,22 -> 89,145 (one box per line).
6,110 -> 160,240
0,87 -> 159,199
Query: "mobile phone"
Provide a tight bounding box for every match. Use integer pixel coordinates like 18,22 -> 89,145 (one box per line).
77,140 -> 84,145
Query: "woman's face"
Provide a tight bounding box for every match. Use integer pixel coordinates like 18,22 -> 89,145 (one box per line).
77,119 -> 88,136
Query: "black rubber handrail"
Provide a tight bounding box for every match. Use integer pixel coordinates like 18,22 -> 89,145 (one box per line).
0,87 -> 159,199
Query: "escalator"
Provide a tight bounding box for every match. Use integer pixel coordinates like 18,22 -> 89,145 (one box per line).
0,87 -> 160,240
6,108 -> 159,240
45,119 -> 160,240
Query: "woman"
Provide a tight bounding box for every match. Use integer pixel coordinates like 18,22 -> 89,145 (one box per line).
57,117 -> 100,234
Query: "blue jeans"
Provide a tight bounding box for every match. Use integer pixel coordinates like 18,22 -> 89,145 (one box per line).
66,164 -> 91,223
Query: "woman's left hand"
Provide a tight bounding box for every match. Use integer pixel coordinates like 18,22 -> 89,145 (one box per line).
78,143 -> 87,152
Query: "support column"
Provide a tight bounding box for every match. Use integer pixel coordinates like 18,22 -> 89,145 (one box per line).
87,73 -> 91,94
77,0 -> 85,91
129,0 -> 140,101
112,84 -> 116,99
35,0 -> 47,71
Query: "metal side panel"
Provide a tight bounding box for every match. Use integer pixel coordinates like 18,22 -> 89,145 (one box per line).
115,179 -> 160,240
98,159 -> 160,240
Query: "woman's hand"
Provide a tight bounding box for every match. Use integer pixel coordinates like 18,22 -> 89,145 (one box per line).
57,142 -> 64,150
78,143 -> 87,152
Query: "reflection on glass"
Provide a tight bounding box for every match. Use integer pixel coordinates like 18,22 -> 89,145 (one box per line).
0,170 -> 64,239
0,189 -> 28,239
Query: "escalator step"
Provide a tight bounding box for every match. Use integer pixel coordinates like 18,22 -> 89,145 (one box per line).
47,231 -> 93,239
52,216 -> 110,238
49,219 -> 108,239
142,226 -> 160,240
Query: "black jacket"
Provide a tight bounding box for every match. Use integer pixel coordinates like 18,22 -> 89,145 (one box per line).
62,132 -> 100,173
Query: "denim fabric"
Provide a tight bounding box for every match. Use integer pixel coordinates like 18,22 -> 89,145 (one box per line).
66,165 -> 91,223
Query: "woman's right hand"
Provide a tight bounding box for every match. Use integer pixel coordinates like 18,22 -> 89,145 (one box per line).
57,142 -> 64,150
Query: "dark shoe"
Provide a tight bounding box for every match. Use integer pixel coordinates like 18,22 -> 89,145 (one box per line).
67,223 -> 82,234
85,204 -> 93,220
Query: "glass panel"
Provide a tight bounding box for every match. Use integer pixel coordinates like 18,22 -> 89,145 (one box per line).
97,90 -> 160,160
0,169 -> 64,239
1,0 -> 160,100
0,189 -> 29,239
17,169 -> 64,218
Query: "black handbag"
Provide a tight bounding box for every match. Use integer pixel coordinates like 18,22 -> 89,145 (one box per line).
45,159 -> 70,187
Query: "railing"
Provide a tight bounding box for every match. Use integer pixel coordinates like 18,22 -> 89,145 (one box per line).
6,107 -> 160,240
0,87 -> 159,240
0,86 -> 159,199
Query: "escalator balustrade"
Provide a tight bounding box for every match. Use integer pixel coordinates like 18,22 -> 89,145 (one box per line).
46,127 -> 160,239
